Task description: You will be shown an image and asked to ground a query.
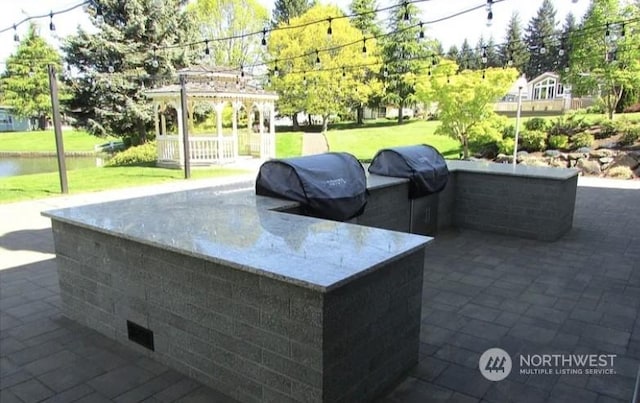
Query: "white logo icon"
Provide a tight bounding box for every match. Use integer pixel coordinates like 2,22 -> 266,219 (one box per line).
479,348 -> 512,381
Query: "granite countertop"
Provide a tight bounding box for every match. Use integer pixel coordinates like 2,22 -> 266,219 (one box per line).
446,160 -> 579,180
43,186 -> 430,292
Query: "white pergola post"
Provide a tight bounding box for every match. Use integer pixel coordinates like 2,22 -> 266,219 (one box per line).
269,102 -> 276,159
154,103 -> 160,138
232,101 -> 241,158
215,101 -> 225,161
175,103 -> 185,166
258,102 -> 266,160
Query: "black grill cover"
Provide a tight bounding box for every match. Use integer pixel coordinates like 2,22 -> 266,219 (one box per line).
368,144 -> 449,198
255,152 -> 367,221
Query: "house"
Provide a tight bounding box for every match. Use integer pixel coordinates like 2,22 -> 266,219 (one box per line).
0,106 -> 31,132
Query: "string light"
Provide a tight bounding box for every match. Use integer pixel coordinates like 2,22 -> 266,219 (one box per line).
303,73 -> 307,86
403,2 -> 410,21
419,22 -> 424,39
327,18 -> 332,39
605,23 -> 610,37
240,65 -> 245,77
13,25 -> 18,42
621,23 -> 625,37
261,28 -> 267,46
96,4 -> 104,25
315,50 -> 321,68
151,46 -> 159,68
482,47 -> 487,64
274,61 -> 279,77
540,45 -> 546,54
49,12 -> 56,31
342,67 -> 346,78
107,65 -> 115,73
362,38 -> 367,55
383,66 -> 388,78
486,0 -> 493,27
204,40 -> 210,56
558,47 -> 565,56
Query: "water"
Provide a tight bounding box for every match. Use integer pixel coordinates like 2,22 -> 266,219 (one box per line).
0,156 -> 107,178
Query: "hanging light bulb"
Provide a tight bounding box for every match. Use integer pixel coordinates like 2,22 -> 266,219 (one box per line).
482,70 -> 486,79
428,68 -> 431,76
240,65 -> 245,78
605,23 -> 610,38
108,65 -> 115,73
95,4 -> 104,25
327,18 -> 332,39
13,25 -> 20,42
487,10 -> 493,27
342,67 -> 346,79
315,50 -> 321,68
303,74 -> 307,86
486,0 -> 493,12
49,12 -> 56,31
558,47 -> 565,57
204,40 -> 210,56
383,67 -> 388,78
447,76 -> 450,84
621,23 -> 626,37
261,28 -> 267,46
507,58 -> 513,66
571,0 -> 578,3
140,79 -> 145,90
362,38 -> 367,55
403,2 -> 409,21
419,23 -> 425,39
274,61 -> 279,77
482,47 -> 488,64
151,58 -> 159,68
541,45 -> 547,54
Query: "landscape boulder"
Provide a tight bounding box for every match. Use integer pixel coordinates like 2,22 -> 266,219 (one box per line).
576,159 -> 602,176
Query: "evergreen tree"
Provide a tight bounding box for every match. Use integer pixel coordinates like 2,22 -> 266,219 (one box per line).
499,12 -> 529,73
446,45 -> 459,62
272,0 -> 314,26
1,24 -> 63,129
63,0 -> 197,142
558,12 -> 576,74
474,36 -> 487,70
458,39 -> 475,70
381,0 -> 436,124
485,36 -> 501,68
350,0 -> 382,37
524,0 -> 559,79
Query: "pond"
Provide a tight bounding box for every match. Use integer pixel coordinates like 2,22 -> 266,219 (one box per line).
0,155 -> 108,178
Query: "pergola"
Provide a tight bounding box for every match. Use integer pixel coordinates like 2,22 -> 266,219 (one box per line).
145,66 -> 279,167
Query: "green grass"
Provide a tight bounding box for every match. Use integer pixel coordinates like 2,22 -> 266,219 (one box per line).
0,130 -> 119,153
0,166 -> 249,204
276,132 -> 303,158
326,119 -> 461,160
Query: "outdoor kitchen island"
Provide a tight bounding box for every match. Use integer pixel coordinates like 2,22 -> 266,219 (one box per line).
43,186 -> 431,403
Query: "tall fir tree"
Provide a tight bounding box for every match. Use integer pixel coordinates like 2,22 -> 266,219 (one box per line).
272,0 -> 314,26
524,0 -> 559,79
558,12 -> 576,75
485,36 -> 501,68
458,39 -> 475,70
381,0 -> 435,124
1,23 -> 64,129
474,36 -> 487,70
499,12 -> 529,73
63,0 -> 197,141
446,45 -> 459,62
349,0 -> 382,37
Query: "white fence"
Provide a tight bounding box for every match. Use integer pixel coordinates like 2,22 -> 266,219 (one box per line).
157,135 -> 236,166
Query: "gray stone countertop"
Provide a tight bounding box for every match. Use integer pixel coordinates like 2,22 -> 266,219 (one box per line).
43,186 -> 430,292
446,160 -> 579,180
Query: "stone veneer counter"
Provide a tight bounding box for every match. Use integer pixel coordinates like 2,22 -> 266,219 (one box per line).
43,185 -> 431,403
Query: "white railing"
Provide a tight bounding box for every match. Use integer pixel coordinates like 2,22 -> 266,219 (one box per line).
157,135 -> 236,165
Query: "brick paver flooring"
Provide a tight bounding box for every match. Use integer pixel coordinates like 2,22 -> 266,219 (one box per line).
1,178 -> 639,402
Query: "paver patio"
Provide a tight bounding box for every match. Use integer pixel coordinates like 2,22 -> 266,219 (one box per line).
1,177 -> 639,402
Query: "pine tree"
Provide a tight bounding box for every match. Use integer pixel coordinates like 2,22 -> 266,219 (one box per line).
381,0 -> 436,124
485,36 -> 501,68
558,12 -> 576,74
272,0 -> 314,26
63,0 -> 197,142
446,45 -> 459,62
459,39 -> 475,70
474,36 -> 487,70
524,0 -> 559,79
499,12 -> 529,73
1,24 -> 63,129
350,0 -> 382,37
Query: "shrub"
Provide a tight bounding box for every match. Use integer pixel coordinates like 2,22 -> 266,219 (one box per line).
106,142 -> 157,167
497,137 -> 515,155
501,124 -> 515,139
524,117 -> 548,132
548,135 -> 569,150
619,125 -> 640,146
520,130 -> 547,152
607,166 -> 634,179
548,114 -> 588,137
596,120 -> 617,139
571,132 -> 594,149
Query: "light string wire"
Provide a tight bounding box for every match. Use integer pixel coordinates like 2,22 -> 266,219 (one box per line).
0,1 -> 91,35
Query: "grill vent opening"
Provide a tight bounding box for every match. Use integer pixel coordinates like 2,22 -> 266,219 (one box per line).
127,320 -> 154,351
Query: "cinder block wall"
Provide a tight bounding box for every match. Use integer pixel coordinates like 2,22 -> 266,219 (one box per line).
453,173 -> 577,241
356,182 -> 411,232
52,220 -> 424,403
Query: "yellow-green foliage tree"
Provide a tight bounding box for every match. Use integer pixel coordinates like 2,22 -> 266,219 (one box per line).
268,5 -> 382,134
416,61 -> 518,159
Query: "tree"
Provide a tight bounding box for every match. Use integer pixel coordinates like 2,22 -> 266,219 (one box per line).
558,13 -> 577,73
415,61 -> 518,159
458,39 -> 476,70
499,12 -> 529,73
381,0 -> 436,124
63,0 -> 197,142
485,36 -> 501,68
567,0 -> 640,119
272,0 -> 314,26
1,24 -> 63,129
524,0 -> 558,79
268,5 -> 381,135
446,45 -> 459,62
190,0 -> 268,68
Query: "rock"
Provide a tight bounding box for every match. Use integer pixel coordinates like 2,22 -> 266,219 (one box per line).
550,159 -> 568,168
628,151 -> 640,162
516,151 -> 529,158
544,149 -> 562,158
600,141 -> 618,149
494,154 -> 513,164
520,157 -> 549,167
568,153 -> 584,160
576,147 -> 592,154
590,149 -> 615,158
576,159 -> 602,176
609,153 -> 640,170
599,157 -> 614,164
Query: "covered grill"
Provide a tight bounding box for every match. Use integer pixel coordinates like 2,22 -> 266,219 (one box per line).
255,152 -> 367,221
368,144 -> 449,198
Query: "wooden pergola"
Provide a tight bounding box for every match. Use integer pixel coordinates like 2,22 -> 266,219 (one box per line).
145,66 -> 279,167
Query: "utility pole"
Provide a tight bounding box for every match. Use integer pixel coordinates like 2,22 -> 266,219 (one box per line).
48,64 -> 68,193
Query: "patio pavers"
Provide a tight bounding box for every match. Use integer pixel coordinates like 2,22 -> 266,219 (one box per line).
1,179 -> 639,402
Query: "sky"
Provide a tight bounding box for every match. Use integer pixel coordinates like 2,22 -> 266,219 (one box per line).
0,0 -> 591,69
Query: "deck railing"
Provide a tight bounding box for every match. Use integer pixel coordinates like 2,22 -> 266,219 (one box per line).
157,135 -> 236,165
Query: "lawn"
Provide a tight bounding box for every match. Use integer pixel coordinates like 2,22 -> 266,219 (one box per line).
0,166 -> 249,204
276,132 -> 303,158
0,130 -> 119,153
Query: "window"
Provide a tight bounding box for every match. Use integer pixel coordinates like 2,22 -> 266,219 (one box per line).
533,77 -> 558,100
557,84 -> 564,96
